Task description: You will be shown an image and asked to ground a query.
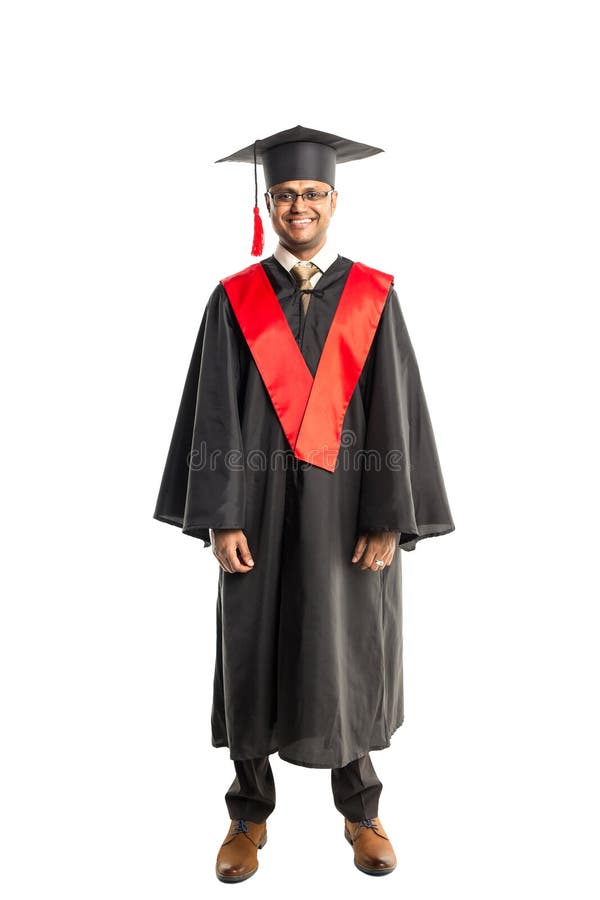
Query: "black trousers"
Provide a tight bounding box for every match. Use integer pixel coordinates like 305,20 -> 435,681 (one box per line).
224,752 -> 383,823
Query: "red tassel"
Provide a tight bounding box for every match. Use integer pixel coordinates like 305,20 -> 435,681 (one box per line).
251,205 -> 264,257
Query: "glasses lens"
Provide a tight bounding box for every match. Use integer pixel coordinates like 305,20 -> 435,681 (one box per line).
271,190 -> 330,205
273,191 -> 296,205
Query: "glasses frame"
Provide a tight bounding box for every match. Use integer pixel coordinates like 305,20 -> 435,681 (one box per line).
267,188 -> 336,206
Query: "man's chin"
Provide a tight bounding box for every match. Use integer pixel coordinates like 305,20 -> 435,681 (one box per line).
282,229 -> 321,249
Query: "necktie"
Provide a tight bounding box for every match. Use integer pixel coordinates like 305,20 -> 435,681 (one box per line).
290,262 -> 321,317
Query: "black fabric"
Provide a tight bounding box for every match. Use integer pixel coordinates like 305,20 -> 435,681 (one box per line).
214,124 -> 384,187
330,752 -> 384,822
225,753 -> 382,823
262,141 -> 336,190
153,253 -> 455,768
215,124 -> 384,164
224,756 -> 276,823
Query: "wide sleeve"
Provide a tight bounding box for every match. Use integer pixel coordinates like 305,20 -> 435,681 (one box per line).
357,286 -> 455,551
153,284 -> 247,547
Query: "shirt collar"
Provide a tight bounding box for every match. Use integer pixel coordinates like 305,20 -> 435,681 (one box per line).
273,241 -> 339,276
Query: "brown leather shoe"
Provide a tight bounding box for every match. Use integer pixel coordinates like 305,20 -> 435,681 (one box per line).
344,816 -> 397,875
215,817 -> 268,883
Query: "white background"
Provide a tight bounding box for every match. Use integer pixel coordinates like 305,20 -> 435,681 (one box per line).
1,1 -> 599,897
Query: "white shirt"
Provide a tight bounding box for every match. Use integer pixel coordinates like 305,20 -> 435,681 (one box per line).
273,241 -> 339,287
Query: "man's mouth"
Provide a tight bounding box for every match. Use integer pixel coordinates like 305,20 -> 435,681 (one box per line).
287,217 -> 317,229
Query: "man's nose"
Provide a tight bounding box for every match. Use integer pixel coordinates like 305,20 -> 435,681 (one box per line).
291,194 -> 308,211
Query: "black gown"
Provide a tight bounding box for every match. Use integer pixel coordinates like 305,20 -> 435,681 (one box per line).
154,254 -> 455,768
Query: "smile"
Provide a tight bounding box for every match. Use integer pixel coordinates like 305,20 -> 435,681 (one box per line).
287,218 -> 316,228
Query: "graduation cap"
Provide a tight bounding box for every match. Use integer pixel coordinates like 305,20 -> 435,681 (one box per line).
215,125 -> 384,257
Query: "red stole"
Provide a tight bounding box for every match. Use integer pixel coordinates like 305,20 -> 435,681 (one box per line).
221,261 -> 393,472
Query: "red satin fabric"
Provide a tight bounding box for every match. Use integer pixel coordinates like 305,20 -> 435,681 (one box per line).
221,261 -> 393,472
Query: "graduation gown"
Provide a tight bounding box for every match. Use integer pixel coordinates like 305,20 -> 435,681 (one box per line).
153,254 -> 455,769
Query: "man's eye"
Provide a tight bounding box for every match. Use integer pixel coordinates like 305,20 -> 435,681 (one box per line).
277,193 -> 294,202
305,192 -> 321,200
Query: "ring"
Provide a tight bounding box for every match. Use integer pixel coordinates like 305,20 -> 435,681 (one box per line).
375,559 -> 384,567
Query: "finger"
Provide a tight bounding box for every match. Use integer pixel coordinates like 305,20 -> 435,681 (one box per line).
359,553 -> 378,570
357,538 -> 377,569
371,547 -> 395,571
215,551 -> 234,574
226,543 -> 256,573
368,554 -> 389,572
237,534 -> 255,569
351,534 -> 368,563
213,542 -> 237,574
359,543 -> 390,571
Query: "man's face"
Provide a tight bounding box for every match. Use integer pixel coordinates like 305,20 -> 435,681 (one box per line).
265,179 -> 338,257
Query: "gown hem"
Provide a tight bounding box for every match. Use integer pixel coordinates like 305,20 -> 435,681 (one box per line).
211,718 -> 404,770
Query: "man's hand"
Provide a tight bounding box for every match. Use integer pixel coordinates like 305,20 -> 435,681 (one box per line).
351,530 -> 398,571
211,528 -> 255,574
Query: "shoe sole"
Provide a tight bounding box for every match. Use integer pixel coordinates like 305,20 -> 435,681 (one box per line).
215,833 -> 268,883
344,827 -> 396,876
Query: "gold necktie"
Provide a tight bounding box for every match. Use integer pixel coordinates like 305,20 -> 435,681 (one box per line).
290,262 -> 321,316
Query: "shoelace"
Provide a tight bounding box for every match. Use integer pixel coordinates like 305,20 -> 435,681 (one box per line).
232,818 -> 249,834
357,817 -> 387,837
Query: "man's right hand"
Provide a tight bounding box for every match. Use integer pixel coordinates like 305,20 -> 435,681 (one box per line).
210,529 -> 255,574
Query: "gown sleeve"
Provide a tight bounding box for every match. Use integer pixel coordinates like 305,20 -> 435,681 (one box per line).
153,284 -> 247,548
357,286 -> 455,551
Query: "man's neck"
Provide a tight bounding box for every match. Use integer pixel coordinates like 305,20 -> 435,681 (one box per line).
279,239 -> 326,261
273,240 -> 339,277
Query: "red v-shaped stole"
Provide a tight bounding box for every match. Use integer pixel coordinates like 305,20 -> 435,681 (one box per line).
221,261 -> 393,472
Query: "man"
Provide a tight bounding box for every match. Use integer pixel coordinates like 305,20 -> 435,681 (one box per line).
153,125 -> 455,882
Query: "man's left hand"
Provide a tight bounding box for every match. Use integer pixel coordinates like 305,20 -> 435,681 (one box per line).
351,531 -> 398,571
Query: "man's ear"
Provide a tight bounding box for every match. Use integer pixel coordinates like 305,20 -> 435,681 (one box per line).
331,189 -> 338,215
264,191 -> 271,214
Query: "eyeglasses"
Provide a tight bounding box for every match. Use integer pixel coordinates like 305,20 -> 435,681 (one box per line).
268,189 -> 335,206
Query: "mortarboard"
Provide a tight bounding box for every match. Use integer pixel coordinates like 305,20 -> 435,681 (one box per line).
215,125 -> 384,257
